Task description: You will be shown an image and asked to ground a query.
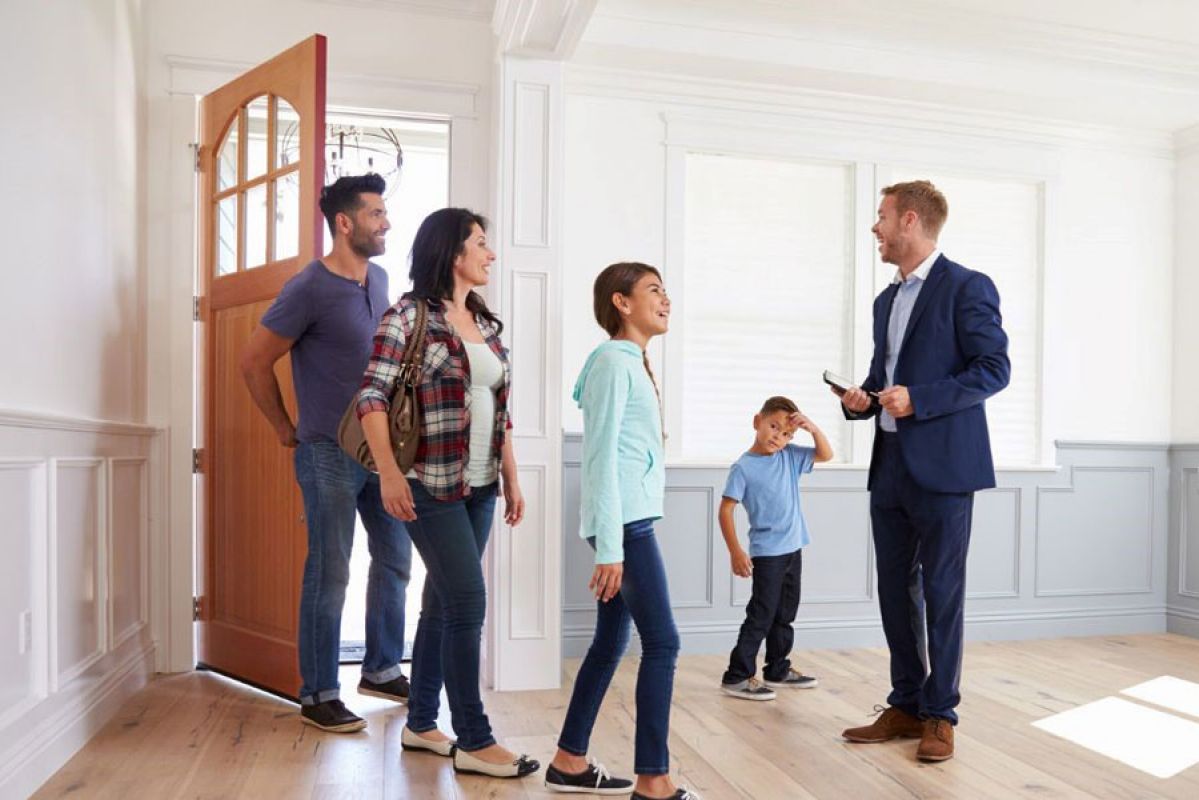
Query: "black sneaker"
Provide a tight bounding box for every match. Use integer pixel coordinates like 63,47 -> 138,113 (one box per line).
720,677 -> 776,701
300,699 -> 366,733
545,757 -> 634,795
763,669 -> 818,689
630,789 -> 701,800
358,673 -> 410,703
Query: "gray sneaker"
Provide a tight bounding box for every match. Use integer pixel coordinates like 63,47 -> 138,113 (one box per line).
720,677 -> 776,701
763,669 -> 818,689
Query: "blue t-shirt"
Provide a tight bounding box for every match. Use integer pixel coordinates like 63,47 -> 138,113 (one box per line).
260,259 -> 389,443
722,444 -> 815,558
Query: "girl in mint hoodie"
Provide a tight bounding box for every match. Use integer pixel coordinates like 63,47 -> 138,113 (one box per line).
545,264 -> 697,800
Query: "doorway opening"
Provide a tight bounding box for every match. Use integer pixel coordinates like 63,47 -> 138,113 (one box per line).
321,110 -> 451,663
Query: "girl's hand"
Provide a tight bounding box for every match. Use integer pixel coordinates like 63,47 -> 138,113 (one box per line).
730,548 -> 753,578
502,479 -> 525,526
381,472 -> 417,521
589,562 -> 624,602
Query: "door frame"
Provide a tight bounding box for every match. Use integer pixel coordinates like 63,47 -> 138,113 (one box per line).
155,59 -> 489,674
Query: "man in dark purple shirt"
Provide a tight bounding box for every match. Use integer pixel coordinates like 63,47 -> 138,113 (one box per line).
241,173 -> 411,733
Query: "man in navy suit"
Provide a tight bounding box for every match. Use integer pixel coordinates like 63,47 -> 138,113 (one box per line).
836,181 -> 1010,762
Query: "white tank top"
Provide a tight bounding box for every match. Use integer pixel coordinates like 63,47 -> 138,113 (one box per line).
464,341 -> 503,487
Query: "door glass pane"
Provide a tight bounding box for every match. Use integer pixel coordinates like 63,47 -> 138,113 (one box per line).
246,95 -> 269,180
216,194 -> 237,276
245,182 -> 268,269
276,98 -> 299,170
217,123 -> 238,192
274,174 -> 300,262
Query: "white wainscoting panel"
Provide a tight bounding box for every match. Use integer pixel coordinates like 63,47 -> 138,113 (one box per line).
0,411 -> 161,799
52,459 -> 106,689
967,487 -> 1021,599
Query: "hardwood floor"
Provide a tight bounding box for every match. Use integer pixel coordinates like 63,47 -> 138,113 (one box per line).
32,634 -> 1199,799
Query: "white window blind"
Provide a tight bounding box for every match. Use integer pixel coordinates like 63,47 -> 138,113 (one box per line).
679,153 -> 854,462
889,171 -> 1042,465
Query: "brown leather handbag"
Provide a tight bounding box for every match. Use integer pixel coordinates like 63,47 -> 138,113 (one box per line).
338,299 -> 428,473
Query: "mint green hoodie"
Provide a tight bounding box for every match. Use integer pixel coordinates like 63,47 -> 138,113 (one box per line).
573,340 -> 666,564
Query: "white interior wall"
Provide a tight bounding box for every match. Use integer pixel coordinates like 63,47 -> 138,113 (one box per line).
0,0 -> 146,422
1173,132 -> 1199,443
0,3 -> 159,798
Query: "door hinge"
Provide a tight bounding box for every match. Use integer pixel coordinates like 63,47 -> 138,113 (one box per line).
192,596 -> 202,621
190,142 -> 201,172
193,296 -> 201,322
192,448 -> 204,474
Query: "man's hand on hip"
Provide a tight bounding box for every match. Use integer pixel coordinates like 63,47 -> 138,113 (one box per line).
878,386 -> 914,418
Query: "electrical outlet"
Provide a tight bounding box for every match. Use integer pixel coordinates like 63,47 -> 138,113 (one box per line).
18,610 -> 31,655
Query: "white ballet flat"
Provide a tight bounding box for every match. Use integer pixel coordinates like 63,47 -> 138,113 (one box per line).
401,725 -> 456,757
453,746 -> 540,778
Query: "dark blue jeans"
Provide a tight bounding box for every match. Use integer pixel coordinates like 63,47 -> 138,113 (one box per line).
294,440 -> 412,705
403,479 -> 498,752
870,432 -> 973,725
558,519 -> 680,776
722,548 -> 803,684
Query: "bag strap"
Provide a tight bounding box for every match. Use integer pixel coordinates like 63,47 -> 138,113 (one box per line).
397,299 -> 429,388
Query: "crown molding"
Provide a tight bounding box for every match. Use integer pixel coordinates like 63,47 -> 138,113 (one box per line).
305,0 -> 493,21
493,0 -> 598,59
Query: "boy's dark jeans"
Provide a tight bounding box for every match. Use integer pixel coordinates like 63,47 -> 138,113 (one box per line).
722,548 -> 803,684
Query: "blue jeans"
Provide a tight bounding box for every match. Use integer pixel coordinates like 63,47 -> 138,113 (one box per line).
403,479 -> 498,752
294,440 -> 412,705
558,519 -> 680,775
870,432 -> 973,724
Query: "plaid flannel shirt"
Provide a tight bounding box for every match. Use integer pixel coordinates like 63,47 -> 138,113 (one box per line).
356,293 -> 512,501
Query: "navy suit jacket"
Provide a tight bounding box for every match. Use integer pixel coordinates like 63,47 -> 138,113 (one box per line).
847,254 -> 1011,494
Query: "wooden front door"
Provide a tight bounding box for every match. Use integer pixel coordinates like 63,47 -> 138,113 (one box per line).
196,36 -> 326,698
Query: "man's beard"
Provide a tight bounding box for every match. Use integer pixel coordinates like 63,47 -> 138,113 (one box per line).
349,224 -> 385,258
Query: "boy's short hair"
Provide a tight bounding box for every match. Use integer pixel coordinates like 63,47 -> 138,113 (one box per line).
759,396 -> 798,416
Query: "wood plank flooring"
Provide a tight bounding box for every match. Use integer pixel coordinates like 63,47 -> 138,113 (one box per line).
32,634 -> 1199,799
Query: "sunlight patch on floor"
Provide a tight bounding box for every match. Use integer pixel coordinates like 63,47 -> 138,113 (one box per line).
1032,694 -> 1199,779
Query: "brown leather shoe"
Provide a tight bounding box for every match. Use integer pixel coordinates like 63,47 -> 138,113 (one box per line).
842,705 -> 924,743
916,718 -> 955,762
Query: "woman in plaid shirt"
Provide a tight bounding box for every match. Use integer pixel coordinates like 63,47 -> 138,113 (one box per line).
356,208 -> 537,779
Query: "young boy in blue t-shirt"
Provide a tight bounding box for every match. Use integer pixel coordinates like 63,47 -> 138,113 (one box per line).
719,395 -> 834,700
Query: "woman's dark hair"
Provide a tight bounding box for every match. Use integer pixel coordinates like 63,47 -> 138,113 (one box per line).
592,261 -> 662,337
318,172 -> 386,235
409,207 -> 503,334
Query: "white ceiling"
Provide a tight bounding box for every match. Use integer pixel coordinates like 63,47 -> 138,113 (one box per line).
574,0 -> 1199,132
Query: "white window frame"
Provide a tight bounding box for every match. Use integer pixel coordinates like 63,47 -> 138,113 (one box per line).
660,113 -> 1054,469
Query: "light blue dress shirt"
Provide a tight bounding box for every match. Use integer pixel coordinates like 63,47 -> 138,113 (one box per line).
880,250 -> 940,432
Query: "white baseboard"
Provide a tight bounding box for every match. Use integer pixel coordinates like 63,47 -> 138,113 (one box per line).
0,642 -> 156,799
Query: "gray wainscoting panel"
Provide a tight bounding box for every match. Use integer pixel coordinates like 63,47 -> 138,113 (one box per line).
563,435 -> 1171,656
1168,445 -> 1199,637
1035,466 -> 1155,597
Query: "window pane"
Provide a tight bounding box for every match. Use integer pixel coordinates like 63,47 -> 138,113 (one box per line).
276,97 -> 299,170
217,123 -> 238,192
274,174 -> 299,262
216,194 -> 237,276
246,95 -> 269,180
245,182 -> 268,269
890,172 -> 1041,465
682,153 -> 853,462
